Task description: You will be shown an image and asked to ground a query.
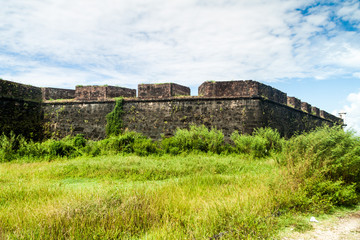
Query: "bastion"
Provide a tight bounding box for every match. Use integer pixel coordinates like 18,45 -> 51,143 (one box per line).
0,79 -> 343,140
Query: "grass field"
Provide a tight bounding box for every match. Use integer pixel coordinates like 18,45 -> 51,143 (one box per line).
0,126 -> 359,239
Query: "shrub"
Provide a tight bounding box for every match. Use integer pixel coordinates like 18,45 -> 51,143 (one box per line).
161,125 -> 224,154
0,132 -> 18,162
281,126 -> 360,210
231,127 -> 282,158
95,131 -> 158,156
106,98 -> 124,137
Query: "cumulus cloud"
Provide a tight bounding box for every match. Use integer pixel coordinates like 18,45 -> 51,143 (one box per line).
0,0 -> 359,91
341,90 -> 360,134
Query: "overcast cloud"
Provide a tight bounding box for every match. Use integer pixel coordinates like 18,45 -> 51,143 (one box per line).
1,0 -> 360,131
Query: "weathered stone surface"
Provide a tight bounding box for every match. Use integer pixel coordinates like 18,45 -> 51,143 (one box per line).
301,102 -> 312,113
311,106 -> 320,117
42,87 -> 75,100
75,85 -> 136,100
198,80 -> 287,104
287,97 -> 301,109
44,96 -> 340,140
0,79 -> 43,139
0,79 -> 42,102
138,83 -> 190,98
0,79 -> 343,141
43,102 -> 115,139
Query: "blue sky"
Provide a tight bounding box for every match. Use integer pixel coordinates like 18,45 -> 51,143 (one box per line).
1,0 -> 360,131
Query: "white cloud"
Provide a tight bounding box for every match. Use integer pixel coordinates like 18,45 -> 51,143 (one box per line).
353,72 -> 360,78
340,90 -> 360,134
0,0 -> 359,90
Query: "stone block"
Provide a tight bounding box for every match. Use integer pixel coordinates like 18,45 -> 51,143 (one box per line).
42,87 -> 75,100
138,83 -> 190,98
198,80 -> 287,104
0,79 -> 42,102
311,106 -> 320,116
75,85 -> 136,100
301,102 -> 312,113
287,97 -> 301,109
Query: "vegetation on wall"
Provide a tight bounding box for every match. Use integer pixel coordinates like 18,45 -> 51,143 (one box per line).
105,97 -> 124,137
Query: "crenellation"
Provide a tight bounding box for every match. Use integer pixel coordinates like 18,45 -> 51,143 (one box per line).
301,102 -> 312,113
75,85 -> 136,100
0,79 -> 343,140
311,106 -> 320,117
287,97 -> 301,109
42,87 -> 75,100
138,83 -> 190,98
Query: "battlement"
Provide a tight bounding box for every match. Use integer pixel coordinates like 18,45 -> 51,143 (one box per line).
138,83 -> 190,98
198,80 -> 287,104
0,78 -> 344,140
0,79 -> 42,102
42,87 -> 75,100
287,97 -> 301,110
75,85 -> 136,100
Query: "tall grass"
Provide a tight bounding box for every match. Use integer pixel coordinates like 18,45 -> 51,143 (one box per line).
161,125 -> 225,154
0,125 -> 359,238
279,126 -> 360,212
0,154 -> 281,239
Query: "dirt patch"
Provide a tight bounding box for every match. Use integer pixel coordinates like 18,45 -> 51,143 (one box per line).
281,211 -> 360,240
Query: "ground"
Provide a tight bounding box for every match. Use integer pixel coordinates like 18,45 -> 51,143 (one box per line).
281,211 -> 360,240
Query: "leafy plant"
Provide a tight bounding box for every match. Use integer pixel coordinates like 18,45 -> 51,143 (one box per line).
106,97 -> 124,137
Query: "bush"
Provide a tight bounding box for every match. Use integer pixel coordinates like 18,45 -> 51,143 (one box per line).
281,126 -> 360,210
106,98 -> 124,137
231,127 -> 282,158
0,132 -> 18,162
161,125 -> 224,154
94,131 -> 159,156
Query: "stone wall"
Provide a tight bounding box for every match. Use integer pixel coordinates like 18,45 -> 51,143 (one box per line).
287,97 -> 301,110
43,96 -> 340,140
0,79 -> 42,102
1,79 -> 343,141
42,87 -> 75,100
138,83 -> 190,98
43,101 -> 115,139
198,80 -> 287,104
0,79 -> 43,139
75,85 -> 136,100
43,97 -> 263,140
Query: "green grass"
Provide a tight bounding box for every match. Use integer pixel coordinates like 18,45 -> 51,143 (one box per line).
0,126 -> 359,239
0,154 -> 284,239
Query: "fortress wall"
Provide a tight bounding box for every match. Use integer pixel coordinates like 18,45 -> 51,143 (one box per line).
198,80 -> 287,104
1,79 -> 343,141
0,79 -> 43,139
43,101 -> 115,139
261,100 -> 335,138
138,83 -> 190,98
122,97 -> 262,139
43,96 -> 340,140
287,97 -> 301,110
43,97 -> 263,140
0,79 -> 42,102
42,87 -> 75,100
75,85 -> 136,100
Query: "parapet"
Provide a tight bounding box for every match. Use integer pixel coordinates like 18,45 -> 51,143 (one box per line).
287,97 -> 301,109
311,106 -> 320,117
138,83 -> 190,98
42,87 -> 75,100
301,102 -> 312,113
0,79 -> 42,102
198,80 -> 287,104
75,85 -> 136,101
